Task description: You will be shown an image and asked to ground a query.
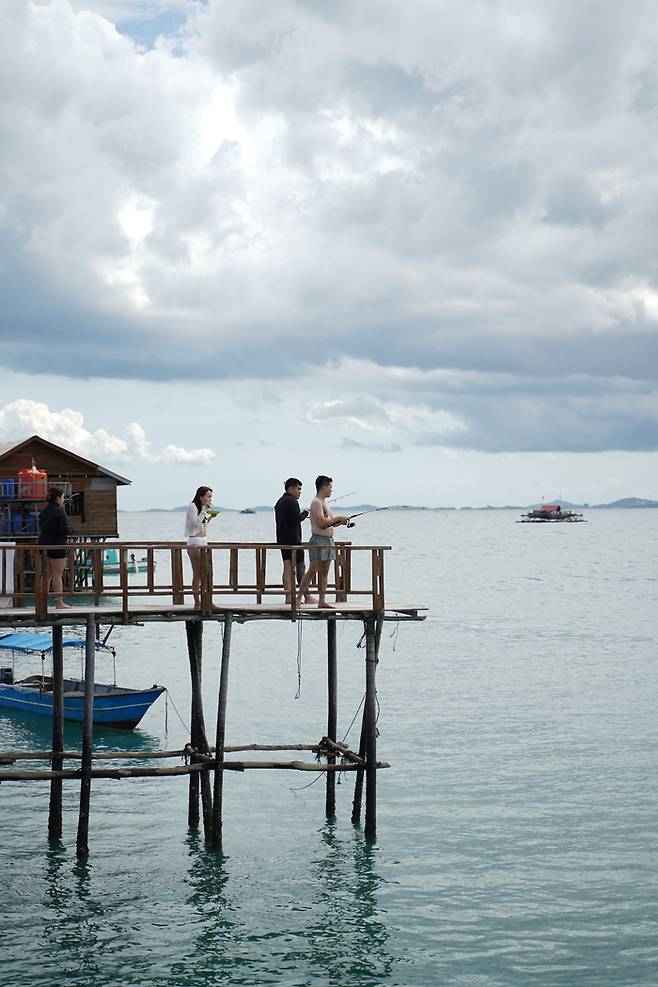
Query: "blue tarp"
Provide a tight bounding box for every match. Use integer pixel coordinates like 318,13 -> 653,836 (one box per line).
0,632 -> 109,654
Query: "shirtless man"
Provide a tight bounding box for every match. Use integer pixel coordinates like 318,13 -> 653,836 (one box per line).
296,475 -> 349,609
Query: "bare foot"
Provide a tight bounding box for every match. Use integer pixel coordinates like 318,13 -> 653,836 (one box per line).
304,595 -> 318,604
295,596 -> 303,607
285,595 -> 292,604
55,602 -> 72,610
318,601 -> 335,609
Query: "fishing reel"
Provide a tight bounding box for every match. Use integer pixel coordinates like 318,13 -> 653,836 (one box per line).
346,520 -> 356,528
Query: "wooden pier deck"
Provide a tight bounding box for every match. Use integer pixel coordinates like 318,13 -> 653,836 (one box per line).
0,540 -> 426,855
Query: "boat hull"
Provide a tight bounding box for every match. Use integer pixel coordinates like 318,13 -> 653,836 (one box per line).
0,679 -> 164,730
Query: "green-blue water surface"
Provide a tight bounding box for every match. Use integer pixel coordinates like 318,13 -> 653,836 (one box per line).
2,510 -> 657,986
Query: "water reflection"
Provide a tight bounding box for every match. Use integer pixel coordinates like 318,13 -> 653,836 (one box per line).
38,851 -> 102,985
173,824 -> 394,987
305,822 -> 394,985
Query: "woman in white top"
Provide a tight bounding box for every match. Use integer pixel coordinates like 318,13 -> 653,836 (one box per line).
185,486 -> 215,608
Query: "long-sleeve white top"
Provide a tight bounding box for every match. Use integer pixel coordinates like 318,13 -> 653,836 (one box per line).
184,503 -> 209,541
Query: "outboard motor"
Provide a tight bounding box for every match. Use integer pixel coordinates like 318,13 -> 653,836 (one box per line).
0,667 -> 14,684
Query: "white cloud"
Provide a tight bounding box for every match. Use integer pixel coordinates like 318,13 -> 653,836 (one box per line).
0,399 -> 215,466
0,0 -> 657,457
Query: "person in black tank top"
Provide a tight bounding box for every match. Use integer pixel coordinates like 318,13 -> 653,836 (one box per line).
38,487 -> 72,610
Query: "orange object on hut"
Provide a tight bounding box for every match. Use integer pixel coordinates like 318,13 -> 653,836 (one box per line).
17,459 -> 48,500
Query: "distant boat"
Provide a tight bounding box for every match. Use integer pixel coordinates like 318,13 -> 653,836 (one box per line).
517,504 -> 586,523
0,632 -> 164,730
240,508 -> 256,514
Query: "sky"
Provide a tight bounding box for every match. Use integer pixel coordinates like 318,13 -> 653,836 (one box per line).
1,0 -> 657,509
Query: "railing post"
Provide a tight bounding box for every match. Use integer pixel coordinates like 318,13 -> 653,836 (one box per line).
371,549 -> 385,611
34,549 -> 48,619
229,548 -> 239,592
254,547 -> 263,604
171,547 -> 184,605
92,544 -> 103,606
200,547 -> 213,617
291,548 -> 298,621
147,548 -> 155,594
335,546 -> 347,603
119,547 -> 129,621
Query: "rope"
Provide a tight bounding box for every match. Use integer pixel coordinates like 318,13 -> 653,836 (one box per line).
341,693 -> 365,744
390,619 -> 400,652
164,689 -> 190,736
294,619 -> 303,699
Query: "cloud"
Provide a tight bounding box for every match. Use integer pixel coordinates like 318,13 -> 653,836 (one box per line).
0,0 -> 657,456
0,399 -> 215,466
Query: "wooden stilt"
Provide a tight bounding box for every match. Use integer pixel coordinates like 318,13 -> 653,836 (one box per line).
194,621 -> 214,837
76,614 -> 96,857
364,615 -> 378,839
186,621 -> 213,836
351,707 -> 367,825
352,615 -> 383,826
47,624 -> 64,840
186,620 -> 200,829
325,618 -> 338,817
211,614 -> 233,846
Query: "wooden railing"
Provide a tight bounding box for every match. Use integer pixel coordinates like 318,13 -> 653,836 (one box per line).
0,541 -> 390,620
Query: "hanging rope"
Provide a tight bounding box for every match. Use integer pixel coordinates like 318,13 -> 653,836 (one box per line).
294,619 -> 303,699
390,619 -> 400,652
341,692 -> 365,744
164,689 -> 190,735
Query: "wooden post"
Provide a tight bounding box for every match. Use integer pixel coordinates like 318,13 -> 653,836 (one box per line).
147,548 -> 155,594
120,548 -> 129,621
186,621 -> 213,836
352,615 -> 383,826
229,548 -> 238,592
92,545 -> 103,607
211,613 -> 233,846
34,550 -> 47,619
364,615 -> 378,839
255,548 -> 265,604
76,614 -> 96,857
325,618 -> 338,817
185,621 -> 200,828
48,624 -> 64,840
291,548 -> 298,622
171,547 -> 184,605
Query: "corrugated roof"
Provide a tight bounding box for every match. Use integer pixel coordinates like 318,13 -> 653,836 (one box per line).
0,435 -> 131,485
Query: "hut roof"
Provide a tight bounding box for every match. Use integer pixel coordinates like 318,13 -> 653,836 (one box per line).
0,435 -> 131,485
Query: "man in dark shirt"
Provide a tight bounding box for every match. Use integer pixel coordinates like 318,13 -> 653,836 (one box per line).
275,477 -> 315,603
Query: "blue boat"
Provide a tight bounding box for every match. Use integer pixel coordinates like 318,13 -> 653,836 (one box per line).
0,632 -> 165,730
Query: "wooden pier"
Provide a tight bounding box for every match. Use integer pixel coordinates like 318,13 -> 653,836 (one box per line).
0,541 -> 426,856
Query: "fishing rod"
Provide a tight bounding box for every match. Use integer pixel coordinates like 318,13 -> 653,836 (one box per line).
346,506 -> 398,527
329,490 -> 357,504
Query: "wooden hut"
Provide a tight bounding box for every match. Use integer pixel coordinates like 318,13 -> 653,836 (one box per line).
0,435 -> 130,541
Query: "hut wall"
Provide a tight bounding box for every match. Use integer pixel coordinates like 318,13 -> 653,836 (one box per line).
0,441 -> 121,538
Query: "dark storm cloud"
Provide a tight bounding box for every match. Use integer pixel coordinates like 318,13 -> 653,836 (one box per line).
1,0 -> 658,455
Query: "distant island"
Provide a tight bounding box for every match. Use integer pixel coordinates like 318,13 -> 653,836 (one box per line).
128,496 -> 658,513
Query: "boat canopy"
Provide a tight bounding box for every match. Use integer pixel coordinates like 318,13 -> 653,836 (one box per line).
0,632 -> 112,655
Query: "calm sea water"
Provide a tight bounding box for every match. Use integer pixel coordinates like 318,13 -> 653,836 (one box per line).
2,509 -> 658,987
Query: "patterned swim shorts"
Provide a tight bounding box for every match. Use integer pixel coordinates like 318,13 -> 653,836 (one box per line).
308,533 -> 336,562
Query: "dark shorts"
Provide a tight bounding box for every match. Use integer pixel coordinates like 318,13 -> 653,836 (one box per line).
280,548 -> 305,564
46,550 -> 67,560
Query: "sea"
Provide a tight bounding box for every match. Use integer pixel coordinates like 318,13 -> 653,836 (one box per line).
1,508 -> 657,987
